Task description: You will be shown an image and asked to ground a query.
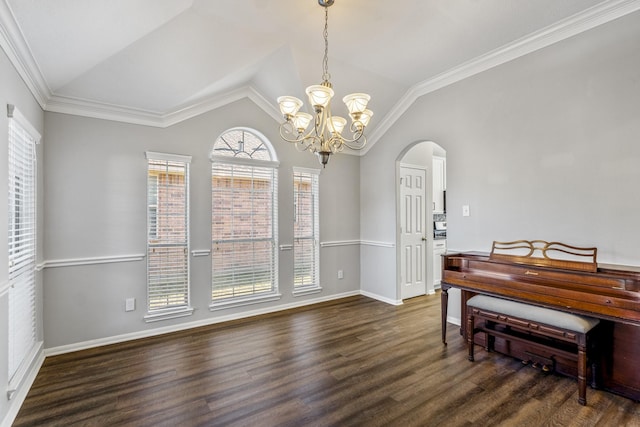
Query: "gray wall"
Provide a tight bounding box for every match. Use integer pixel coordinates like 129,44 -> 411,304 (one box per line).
0,49 -> 44,425
42,99 -> 361,349
360,12 -> 640,315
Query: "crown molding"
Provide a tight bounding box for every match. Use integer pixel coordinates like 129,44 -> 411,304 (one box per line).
164,85 -> 282,127
362,0 -> 640,154
45,85 -> 283,128
45,94 -> 167,127
0,0 -> 50,108
2,0 -> 639,135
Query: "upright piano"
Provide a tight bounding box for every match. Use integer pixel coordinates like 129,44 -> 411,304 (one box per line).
440,240 -> 640,401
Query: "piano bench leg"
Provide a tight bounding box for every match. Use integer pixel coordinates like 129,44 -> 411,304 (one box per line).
467,314 -> 475,362
578,344 -> 587,406
590,360 -> 599,390
588,332 -> 600,390
486,323 -> 495,352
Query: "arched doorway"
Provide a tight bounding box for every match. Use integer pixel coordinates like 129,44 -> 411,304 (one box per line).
396,141 -> 446,300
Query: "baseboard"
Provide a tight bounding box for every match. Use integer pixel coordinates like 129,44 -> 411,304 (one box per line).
45,290 -> 362,356
360,290 -> 403,306
447,315 -> 461,326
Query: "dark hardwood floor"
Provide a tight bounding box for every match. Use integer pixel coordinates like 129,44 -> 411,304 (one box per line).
14,293 -> 640,426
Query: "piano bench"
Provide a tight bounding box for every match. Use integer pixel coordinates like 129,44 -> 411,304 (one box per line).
466,295 -> 600,406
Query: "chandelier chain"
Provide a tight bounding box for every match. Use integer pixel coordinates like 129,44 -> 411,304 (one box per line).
322,6 -> 330,83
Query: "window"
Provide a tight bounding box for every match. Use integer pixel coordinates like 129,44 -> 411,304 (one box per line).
7,105 -> 40,391
293,168 -> 320,294
211,128 -> 279,308
145,152 -> 193,321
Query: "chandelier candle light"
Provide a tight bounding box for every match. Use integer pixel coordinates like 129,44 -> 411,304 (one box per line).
277,0 -> 373,167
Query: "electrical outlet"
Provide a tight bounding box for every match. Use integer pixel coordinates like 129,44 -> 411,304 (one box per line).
337,269 -> 344,279
462,205 -> 470,217
125,298 -> 136,312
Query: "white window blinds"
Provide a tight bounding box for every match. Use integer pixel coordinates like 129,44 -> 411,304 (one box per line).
7,105 -> 39,384
145,152 -> 191,318
293,168 -> 320,289
211,163 -> 278,300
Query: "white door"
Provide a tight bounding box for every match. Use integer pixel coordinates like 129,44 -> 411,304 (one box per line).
400,165 -> 427,299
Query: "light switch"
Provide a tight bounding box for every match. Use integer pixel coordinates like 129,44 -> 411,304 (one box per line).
462,205 -> 470,217
125,298 -> 136,312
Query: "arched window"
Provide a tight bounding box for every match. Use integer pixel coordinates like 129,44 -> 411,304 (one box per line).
210,128 -> 280,308
211,128 -> 274,161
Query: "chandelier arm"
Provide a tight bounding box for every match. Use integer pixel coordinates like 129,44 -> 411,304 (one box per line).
327,127 -> 365,145
278,122 -> 304,143
279,123 -> 316,145
349,120 -> 365,134
327,135 -> 344,153
296,135 -> 322,152
341,135 -> 367,150
313,110 -> 323,138
317,104 -> 330,137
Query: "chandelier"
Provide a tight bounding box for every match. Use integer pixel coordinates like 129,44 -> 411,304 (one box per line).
277,0 -> 373,167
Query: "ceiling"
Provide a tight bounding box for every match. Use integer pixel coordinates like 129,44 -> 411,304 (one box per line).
2,0 -> 639,148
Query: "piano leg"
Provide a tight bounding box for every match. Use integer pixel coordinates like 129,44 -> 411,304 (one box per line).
441,286 -> 449,345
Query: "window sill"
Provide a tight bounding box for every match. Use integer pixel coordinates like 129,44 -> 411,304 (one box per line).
144,307 -> 194,323
293,286 -> 322,297
209,293 -> 282,311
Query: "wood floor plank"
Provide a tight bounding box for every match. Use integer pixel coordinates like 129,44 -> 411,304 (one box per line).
13,293 -> 640,426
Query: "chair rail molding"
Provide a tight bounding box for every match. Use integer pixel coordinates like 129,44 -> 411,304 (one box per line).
42,253 -> 146,269
360,240 -> 395,248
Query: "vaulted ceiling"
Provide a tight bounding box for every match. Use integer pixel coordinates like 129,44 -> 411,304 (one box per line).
2,0 -> 639,149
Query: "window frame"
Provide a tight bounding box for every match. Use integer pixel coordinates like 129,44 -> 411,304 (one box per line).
292,167 -> 321,295
144,151 -> 194,322
210,128 -> 280,310
7,104 -> 42,396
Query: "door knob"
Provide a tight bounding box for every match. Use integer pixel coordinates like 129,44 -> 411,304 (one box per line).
422,237 -> 427,241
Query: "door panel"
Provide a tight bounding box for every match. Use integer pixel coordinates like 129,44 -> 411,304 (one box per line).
400,166 -> 427,299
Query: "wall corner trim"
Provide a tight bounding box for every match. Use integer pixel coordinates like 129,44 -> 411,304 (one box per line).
360,290 -> 403,306
0,280 -> 9,297
1,343 -> 45,427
